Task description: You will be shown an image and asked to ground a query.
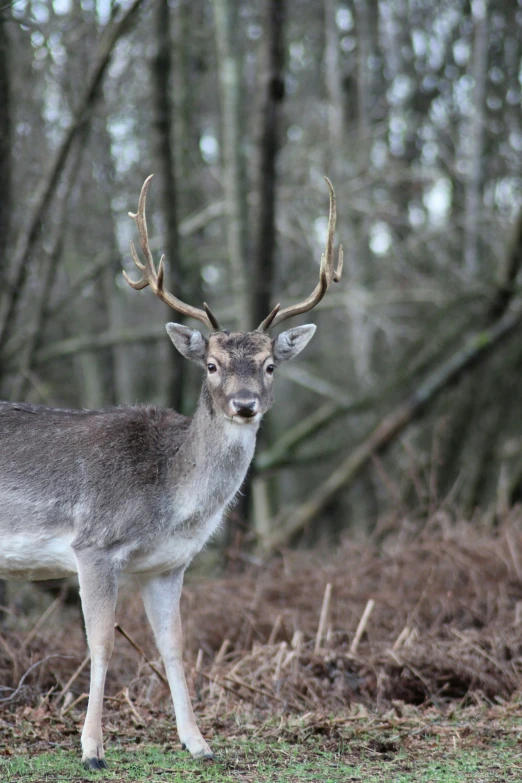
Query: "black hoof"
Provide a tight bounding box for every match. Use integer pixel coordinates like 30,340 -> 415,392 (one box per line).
181,743 -> 187,750
83,757 -> 108,770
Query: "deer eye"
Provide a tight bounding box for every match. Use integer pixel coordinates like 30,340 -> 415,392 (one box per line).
207,363 -> 217,373
266,364 -> 275,375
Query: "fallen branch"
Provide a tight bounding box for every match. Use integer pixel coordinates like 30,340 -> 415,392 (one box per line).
32,326 -> 165,366
0,654 -> 76,704
115,623 -> 168,686
56,654 -> 91,705
21,594 -> 63,649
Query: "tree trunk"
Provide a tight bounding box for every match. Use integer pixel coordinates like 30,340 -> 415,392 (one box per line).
251,0 -> 286,331
153,0 -> 185,411
324,0 -> 344,174
249,0 -> 286,542
0,13 -> 11,399
0,14 -> 11,274
213,0 -> 249,332
463,0 -> 488,278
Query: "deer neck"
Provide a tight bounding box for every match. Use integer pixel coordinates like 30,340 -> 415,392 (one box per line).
189,382 -> 259,463
169,383 -> 259,522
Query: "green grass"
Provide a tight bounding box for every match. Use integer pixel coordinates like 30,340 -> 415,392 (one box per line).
2,733 -> 521,783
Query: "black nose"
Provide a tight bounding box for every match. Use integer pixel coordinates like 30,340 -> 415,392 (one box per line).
232,399 -> 257,417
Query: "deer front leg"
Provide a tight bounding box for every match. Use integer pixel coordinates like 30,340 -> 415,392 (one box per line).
75,551 -> 119,770
139,569 -> 213,759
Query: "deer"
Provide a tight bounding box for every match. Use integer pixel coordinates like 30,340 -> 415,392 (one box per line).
0,175 -> 342,770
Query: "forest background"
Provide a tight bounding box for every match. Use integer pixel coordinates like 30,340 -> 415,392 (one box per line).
0,0 -> 521,550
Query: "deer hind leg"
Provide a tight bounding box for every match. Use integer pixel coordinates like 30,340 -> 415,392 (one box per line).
139,568 -> 213,759
75,552 -> 119,770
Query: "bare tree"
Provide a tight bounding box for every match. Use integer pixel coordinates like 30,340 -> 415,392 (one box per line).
0,0 -> 145,355
0,11 -> 10,273
153,0 -> 185,411
463,0 -> 489,277
213,0 -> 249,331
251,0 -> 286,331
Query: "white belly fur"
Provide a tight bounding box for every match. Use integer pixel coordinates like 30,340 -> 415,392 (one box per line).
0,514 -> 223,581
0,532 -> 78,580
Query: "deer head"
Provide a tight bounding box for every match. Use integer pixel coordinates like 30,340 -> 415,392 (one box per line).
124,176 -> 343,424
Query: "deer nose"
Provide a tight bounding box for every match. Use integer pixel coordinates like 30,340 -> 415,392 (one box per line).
232,398 -> 258,417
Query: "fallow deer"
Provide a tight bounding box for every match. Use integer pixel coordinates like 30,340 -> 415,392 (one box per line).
0,175 -> 342,769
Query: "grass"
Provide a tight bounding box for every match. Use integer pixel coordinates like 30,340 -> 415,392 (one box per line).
2,717 -> 521,783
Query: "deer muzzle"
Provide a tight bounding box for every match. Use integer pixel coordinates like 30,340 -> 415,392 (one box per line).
230,394 -> 260,420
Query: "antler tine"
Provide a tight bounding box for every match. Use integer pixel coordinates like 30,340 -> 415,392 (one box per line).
123,175 -> 222,331
257,177 -> 342,332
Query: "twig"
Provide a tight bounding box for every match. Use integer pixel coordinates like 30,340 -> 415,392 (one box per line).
61,692 -> 89,717
392,625 -> 411,651
22,594 -> 63,649
314,583 -> 332,653
505,530 -> 522,582
29,685 -> 57,717
195,648 -> 204,672
268,616 -> 282,646
56,654 -> 90,705
122,686 -> 145,726
450,628 -> 516,680
196,670 -> 257,705
350,599 -> 375,654
114,624 -> 168,686
222,674 -> 287,706
213,639 -> 230,667
0,654 -> 76,704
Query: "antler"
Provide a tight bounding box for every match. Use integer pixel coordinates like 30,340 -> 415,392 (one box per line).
257,177 -> 343,332
124,175 -> 221,331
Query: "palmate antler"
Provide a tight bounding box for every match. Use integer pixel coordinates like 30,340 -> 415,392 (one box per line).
123,175 -> 221,331
257,177 -> 343,332
124,175 -> 342,333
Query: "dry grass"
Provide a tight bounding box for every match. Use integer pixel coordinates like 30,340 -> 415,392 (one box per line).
1,511 -> 522,729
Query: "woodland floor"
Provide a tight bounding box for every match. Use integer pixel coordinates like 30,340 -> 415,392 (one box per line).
1,512 -> 521,781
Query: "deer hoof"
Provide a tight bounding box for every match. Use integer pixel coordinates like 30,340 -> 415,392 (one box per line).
83,757 -> 108,770
193,749 -> 214,760
181,736 -> 214,760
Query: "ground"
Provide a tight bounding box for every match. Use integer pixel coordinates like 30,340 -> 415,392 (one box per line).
1,518 -> 521,781
1,703 -> 521,782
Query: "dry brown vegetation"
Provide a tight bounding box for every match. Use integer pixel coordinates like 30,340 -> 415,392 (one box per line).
1,513 -> 522,735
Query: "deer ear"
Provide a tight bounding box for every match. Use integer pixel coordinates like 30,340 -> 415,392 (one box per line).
272,324 -> 317,363
166,323 -> 207,366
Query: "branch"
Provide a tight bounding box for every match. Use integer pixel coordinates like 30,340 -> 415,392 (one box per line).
179,200 -> 226,237
262,302 -> 522,552
31,326 -> 165,366
489,208 -> 522,321
277,364 -> 352,405
0,0 -> 145,351
256,307 -> 475,473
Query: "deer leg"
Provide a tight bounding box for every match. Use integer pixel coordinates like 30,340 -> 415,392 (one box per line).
75,552 -> 119,770
139,569 -> 213,759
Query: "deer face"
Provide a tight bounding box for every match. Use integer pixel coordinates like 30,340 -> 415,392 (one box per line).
166,324 -> 316,424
